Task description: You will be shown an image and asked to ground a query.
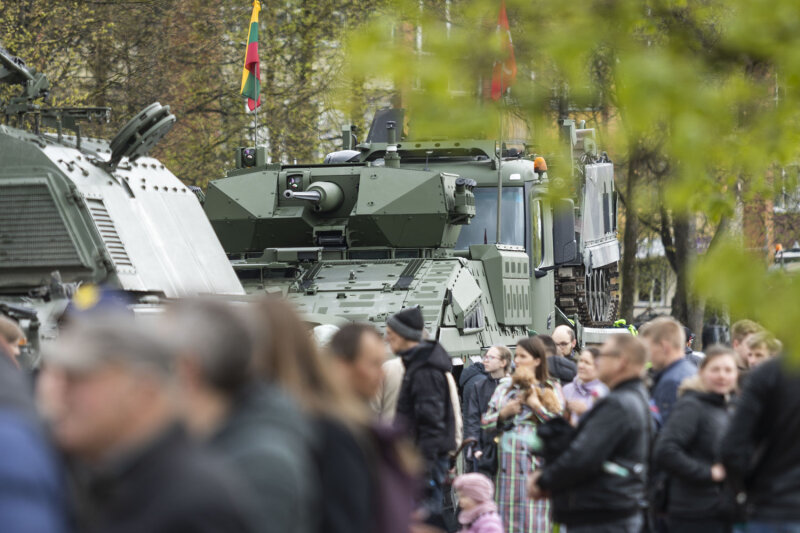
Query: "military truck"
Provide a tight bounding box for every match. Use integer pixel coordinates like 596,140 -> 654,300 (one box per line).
0,46 -> 243,366
204,109 -> 619,359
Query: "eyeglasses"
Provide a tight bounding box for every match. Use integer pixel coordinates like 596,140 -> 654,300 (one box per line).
555,342 -> 571,348
482,354 -> 501,361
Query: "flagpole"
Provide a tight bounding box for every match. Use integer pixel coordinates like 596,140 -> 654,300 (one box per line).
496,77 -> 503,244
254,106 -> 258,147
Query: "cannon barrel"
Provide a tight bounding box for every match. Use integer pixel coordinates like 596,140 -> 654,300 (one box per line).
282,181 -> 343,213
284,189 -> 322,202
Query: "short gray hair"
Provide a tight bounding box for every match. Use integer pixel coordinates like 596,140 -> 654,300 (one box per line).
45,317 -> 173,378
162,298 -> 254,395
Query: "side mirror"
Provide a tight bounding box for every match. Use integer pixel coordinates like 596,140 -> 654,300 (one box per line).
553,199 -> 578,265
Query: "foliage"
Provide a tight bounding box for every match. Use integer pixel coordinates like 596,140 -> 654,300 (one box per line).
0,0 -> 385,186
344,0 -> 800,354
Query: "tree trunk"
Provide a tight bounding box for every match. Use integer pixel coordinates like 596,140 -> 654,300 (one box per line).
667,213 -> 704,344
619,154 -> 640,322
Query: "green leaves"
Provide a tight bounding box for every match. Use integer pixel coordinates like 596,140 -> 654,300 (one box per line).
341,0 -> 800,351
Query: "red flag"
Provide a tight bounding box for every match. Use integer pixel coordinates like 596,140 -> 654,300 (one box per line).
490,0 -> 517,101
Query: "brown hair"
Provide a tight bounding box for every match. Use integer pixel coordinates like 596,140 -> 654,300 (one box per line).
249,295 -> 351,418
639,316 -> 685,351
731,319 -> 763,344
516,336 -> 550,384
534,334 -> 558,358
699,344 -> 739,370
582,346 -> 600,360
329,323 -> 381,363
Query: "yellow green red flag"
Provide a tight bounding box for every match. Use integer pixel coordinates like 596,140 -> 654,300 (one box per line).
240,0 -> 261,111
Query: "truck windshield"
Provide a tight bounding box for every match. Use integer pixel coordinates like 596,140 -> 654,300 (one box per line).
456,187 -> 525,249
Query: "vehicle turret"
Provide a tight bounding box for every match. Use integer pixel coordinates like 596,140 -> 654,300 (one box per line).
0,45 -> 243,366
205,107 -> 620,360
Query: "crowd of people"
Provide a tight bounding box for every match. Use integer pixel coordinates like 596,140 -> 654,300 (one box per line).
0,292 -> 796,533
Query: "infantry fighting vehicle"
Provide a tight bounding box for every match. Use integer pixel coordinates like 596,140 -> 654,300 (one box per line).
204,109 -> 619,359
0,46 -> 243,365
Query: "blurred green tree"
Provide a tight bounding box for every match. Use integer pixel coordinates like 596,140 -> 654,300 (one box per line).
344,0 -> 800,352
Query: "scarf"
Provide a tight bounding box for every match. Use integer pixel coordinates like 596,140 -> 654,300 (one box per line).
459,500 -> 498,527
573,378 -> 603,398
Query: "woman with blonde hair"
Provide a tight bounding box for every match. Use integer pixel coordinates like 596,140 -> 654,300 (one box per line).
481,336 -> 564,533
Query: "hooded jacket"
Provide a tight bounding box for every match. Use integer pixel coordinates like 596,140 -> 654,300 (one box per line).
721,357 -> 800,521
653,376 -> 735,520
209,383 -> 316,533
547,355 -> 577,385
537,378 -> 652,527
396,341 -> 456,461
459,362 -> 486,392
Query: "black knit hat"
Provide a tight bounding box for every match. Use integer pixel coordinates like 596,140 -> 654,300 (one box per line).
386,305 -> 424,341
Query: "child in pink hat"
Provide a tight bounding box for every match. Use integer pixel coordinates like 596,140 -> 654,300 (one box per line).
453,473 -> 504,533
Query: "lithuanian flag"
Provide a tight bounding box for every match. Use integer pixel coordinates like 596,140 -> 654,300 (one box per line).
240,0 -> 261,111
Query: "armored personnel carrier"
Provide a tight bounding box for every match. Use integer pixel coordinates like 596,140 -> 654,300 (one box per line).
0,46 -> 243,365
204,109 -> 619,358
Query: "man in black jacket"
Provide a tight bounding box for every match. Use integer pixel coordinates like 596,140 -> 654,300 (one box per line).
720,356 -> 800,529
386,306 -> 455,526
41,317 -> 259,533
528,334 -> 652,533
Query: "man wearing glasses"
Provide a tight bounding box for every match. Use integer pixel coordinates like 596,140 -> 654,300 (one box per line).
528,334 -> 651,533
553,325 -> 579,363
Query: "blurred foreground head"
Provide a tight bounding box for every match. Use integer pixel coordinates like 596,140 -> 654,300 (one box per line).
249,296 -> 338,414
39,317 -> 175,462
596,334 -> 648,388
249,296 -> 369,424
328,323 -> 386,402
0,316 -> 24,368
639,316 -> 686,370
160,298 -> 254,436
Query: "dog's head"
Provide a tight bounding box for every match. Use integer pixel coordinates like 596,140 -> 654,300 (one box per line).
512,366 -> 536,391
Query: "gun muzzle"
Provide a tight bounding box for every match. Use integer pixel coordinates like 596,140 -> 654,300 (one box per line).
283,189 -> 322,202
282,181 -> 343,213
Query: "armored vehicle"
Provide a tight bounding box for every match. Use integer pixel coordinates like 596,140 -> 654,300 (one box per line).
204,109 -> 619,359
0,47 -> 243,365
